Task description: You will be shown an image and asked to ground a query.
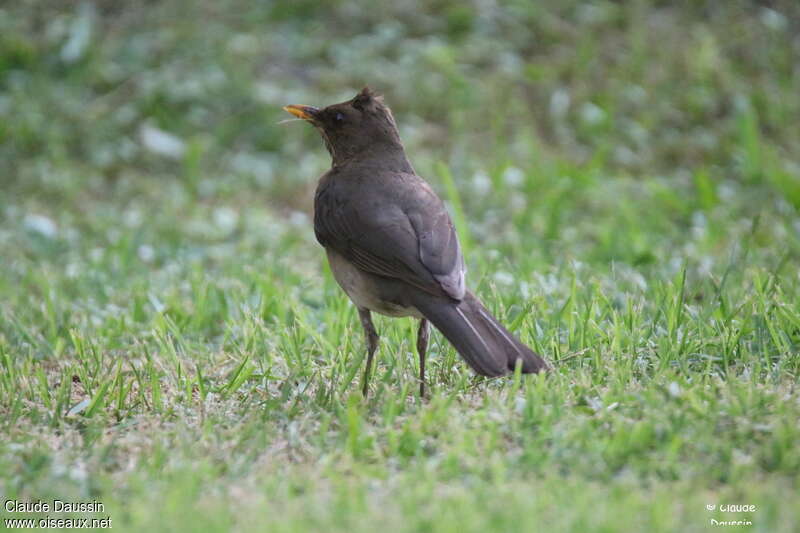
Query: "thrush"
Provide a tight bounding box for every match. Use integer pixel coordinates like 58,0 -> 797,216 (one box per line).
284,87 -> 549,396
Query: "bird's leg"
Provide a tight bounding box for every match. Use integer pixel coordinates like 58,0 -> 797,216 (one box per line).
417,318 -> 429,398
358,308 -> 379,397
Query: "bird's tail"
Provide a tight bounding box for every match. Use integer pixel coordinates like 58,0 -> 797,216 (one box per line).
411,291 -> 549,377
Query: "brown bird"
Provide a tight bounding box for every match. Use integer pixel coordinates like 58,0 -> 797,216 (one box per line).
284,87 -> 548,396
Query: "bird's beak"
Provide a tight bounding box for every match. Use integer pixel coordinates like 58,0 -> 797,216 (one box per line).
283,104 -> 319,121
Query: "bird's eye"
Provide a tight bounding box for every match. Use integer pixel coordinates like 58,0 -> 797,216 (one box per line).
334,112 -> 344,122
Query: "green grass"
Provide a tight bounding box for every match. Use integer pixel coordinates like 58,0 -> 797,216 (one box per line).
2,1 -> 799,531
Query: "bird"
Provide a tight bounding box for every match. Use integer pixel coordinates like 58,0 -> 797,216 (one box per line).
284,87 -> 549,397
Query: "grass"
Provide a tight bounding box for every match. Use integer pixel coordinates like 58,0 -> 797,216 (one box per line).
1,1 -> 799,531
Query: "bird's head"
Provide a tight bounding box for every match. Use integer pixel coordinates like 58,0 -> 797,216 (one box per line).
284,87 -> 404,166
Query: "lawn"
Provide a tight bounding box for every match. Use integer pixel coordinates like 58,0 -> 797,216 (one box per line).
1,1 -> 799,531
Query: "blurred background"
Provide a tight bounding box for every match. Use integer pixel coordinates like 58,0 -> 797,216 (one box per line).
2,2 -> 800,530
3,0 -> 798,275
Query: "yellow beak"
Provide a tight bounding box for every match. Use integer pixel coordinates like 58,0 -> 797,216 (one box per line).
283,104 -> 319,121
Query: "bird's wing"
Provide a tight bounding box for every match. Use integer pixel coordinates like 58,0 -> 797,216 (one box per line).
314,173 -> 466,300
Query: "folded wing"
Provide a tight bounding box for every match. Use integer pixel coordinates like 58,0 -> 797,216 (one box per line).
314,172 -> 465,301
